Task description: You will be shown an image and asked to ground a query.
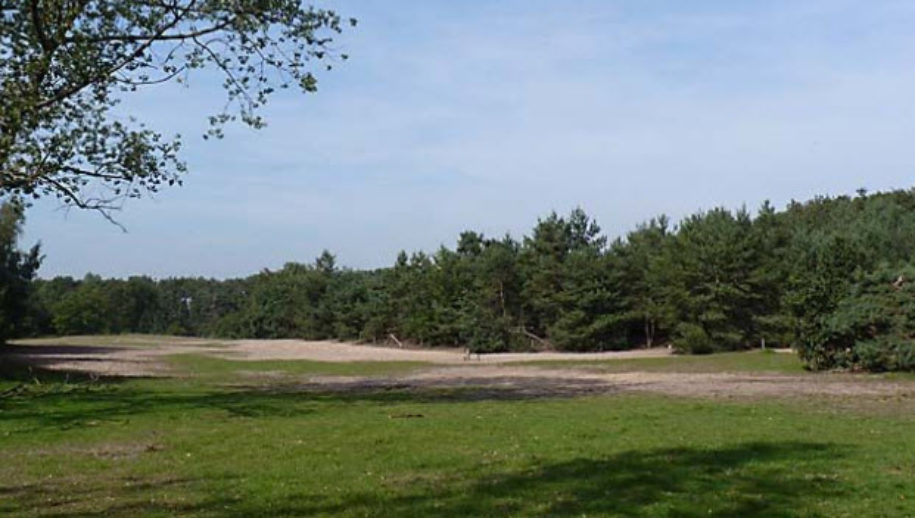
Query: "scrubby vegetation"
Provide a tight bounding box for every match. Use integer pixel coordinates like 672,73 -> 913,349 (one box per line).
8,189 -> 915,371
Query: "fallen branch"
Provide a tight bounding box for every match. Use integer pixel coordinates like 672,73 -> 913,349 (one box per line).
0,383 -> 27,399
515,327 -> 553,350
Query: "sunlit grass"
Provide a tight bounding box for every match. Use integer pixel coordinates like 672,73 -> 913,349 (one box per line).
2,348 -> 915,516
521,349 -> 807,374
167,353 -> 427,380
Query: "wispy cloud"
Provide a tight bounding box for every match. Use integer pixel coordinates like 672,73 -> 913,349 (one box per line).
24,0 -> 915,278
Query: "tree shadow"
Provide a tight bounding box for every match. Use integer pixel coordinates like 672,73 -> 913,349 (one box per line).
0,476 -> 227,517
0,345 -> 138,384
0,355 -> 858,516
0,441 -> 850,517
245,441 -> 848,517
0,354 -> 627,432
0,380 -> 615,432
0,343 -> 136,367
1,344 -> 134,357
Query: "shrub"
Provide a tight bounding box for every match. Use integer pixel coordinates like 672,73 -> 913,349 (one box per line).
798,263 -> 915,371
673,323 -> 714,354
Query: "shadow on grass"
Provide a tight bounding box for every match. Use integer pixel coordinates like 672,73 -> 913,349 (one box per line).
286,441 -> 846,518
0,377 -> 621,431
0,353 -> 624,430
0,476 -> 226,518
0,350 -> 135,387
1,344 -> 134,356
0,345 -> 141,392
1,441 -> 848,517
0,354 -> 854,516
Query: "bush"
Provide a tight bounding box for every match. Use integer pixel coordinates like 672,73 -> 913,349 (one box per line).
673,323 -> 714,354
797,263 -> 915,371
854,338 -> 915,372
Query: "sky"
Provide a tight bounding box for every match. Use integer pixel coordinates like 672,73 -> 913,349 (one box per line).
21,0 -> 915,279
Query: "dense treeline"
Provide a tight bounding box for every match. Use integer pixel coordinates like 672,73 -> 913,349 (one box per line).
6,189 -> 915,371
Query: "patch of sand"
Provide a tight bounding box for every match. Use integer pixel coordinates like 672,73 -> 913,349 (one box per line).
6,337 -> 914,401
5,338 -> 672,376
225,339 -> 673,363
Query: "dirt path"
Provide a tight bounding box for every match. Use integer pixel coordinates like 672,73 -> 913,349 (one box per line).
6,336 -> 914,401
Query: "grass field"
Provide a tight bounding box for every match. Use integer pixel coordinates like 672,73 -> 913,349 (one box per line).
167,353 -> 427,379
519,349 -> 808,374
2,342 -> 915,517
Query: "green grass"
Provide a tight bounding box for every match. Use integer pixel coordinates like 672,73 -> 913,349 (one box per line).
2,353 -> 915,517
524,349 -> 808,374
167,353 -> 427,379
10,334 -> 223,349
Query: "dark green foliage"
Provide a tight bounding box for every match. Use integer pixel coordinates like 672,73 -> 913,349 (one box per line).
519,209 -> 627,351
667,208 -> 764,353
612,216 -> 675,348
520,212 -> 574,334
460,235 -> 524,353
49,276 -> 109,335
0,199 -> 41,342
779,192 -> 915,371
673,322 -> 715,355
799,263 -> 915,371
749,201 -> 794,347
548,248 -> 626,351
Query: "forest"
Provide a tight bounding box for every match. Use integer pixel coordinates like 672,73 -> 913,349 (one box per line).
5,188 -> 915,372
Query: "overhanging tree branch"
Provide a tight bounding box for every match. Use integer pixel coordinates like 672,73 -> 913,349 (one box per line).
1,0 -> 354,220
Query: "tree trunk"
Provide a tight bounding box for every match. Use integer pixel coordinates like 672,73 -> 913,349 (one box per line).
498,281 -> 507,318
645,318 -> 655,348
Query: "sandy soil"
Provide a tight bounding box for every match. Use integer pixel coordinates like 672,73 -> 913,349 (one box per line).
5,337 -> 913,401
227,339 -> 673,363
1,342 -> 220,377
5,336 -> 672,376
392,367 -> 913,398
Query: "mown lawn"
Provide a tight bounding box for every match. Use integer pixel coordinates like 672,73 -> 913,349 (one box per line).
1,352 -> 914,517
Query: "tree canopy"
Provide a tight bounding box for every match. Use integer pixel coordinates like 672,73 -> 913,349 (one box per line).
0,1 -> 354,215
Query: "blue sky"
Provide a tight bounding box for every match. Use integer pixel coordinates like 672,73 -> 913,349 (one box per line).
22,0 -> 915,278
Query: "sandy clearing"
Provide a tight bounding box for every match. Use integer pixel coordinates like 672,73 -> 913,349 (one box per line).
3,338 -> 671,377
10,335 -> 226,348
225,339 -> 674,363
6,337 -> 914,401
2,343 -> 224,377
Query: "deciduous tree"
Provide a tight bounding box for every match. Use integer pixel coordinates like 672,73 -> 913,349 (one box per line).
0,199 -> 41,342
1,1 -> 354,216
